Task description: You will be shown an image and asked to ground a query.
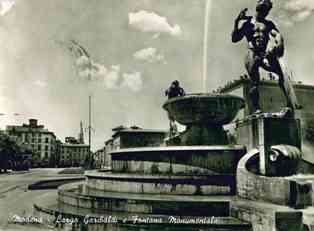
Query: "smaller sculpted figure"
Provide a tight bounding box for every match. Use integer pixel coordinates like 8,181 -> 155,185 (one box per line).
165,80 -> 185,99
231,0 -> 301,114
165,80 -> 185,137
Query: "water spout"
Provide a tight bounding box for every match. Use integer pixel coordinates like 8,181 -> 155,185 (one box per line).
202,0 -> 212,92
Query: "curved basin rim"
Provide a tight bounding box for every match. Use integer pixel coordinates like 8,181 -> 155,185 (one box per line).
162,93 -> 245,110
109,145 -> 246,154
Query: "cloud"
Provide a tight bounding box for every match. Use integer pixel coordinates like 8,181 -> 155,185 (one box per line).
76,56 -> 105,81
121,72 -> 143,92
91,61 -> 108,79
103,65 -> 120,89
34,80 -> 47,88
133,47 -> 165,63
76,57 -> 142,91
128,11 -> 182,37
0,96 -> 8,102
152,33 -> 160,39
76,55 -> 90,66
0,0 -> 15,16
57,39 -> 143,91
280,0 -> 314,24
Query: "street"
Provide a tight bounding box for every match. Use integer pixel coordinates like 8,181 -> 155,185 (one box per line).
0,168 -> 82,231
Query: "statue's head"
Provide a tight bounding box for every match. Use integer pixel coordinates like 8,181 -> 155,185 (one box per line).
172,80 -> 180,87
256,0 -> 272,18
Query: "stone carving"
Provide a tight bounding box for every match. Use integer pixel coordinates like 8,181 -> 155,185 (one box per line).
165,80 -> 185,137
165,80 -> 185,99
231,0 -> 301,115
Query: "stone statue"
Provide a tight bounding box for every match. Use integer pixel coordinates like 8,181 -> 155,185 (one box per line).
231,0 -> 301,114
165,80 -> 185,99
165,80 -> 185,137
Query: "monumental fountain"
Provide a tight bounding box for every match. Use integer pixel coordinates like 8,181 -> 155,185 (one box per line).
33,81 -> 314,231
32,1 -> 314,230
34,89 -> 252,231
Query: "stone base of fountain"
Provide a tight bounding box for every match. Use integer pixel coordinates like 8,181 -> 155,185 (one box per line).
168,124 -> 228,146
34,179 -> 253,231
236,115 -> 301,176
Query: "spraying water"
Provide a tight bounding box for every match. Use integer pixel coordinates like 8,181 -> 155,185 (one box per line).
202,0 -> 212,92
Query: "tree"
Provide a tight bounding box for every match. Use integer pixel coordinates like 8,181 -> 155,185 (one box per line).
0,132 -> 30,172
0,133 -> 17,172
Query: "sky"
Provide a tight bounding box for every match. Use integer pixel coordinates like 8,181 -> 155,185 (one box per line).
0,0 -> 314,150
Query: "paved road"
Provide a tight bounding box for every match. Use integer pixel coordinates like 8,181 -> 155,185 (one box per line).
0,168 -> 82,231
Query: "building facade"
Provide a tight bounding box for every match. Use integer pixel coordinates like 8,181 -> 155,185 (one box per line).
99,126 -> 167,168
111,126 -> 168,150
220,78 -> 314,163
59,137 -> 90,167
104,138 -> 114,167
6,119 -> 56,167
93,148 -> 104,168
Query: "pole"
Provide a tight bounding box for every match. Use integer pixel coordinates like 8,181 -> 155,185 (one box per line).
88,95 -> 91,150
87,55 -> 93,168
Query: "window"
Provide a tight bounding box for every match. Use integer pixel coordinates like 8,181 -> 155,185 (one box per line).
25,134 -> 29,142
45,145 -> 48,151
45,137 -> 49,143
45,152 -> 48,158
38,145 -> 41,151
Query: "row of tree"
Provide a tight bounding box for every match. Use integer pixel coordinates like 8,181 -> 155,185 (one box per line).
0,132 -> 32,173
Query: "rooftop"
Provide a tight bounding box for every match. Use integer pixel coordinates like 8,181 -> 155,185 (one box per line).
61,143 -> 90,148
6,119 -> 56,137
112,128 -> 168,138
6,125 -> 56,137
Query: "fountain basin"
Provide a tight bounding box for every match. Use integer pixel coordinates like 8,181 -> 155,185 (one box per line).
163,93 -> 245,126
163,94 -> 244,145
85,171 -> 234,195
57,182 -> 232,216
110,146 -> 246,175
34,184 -> 252,230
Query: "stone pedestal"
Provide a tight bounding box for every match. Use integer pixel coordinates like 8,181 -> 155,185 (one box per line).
179,124 -> 228,145
275,211 -> 303,231
237,115 -> 301,176
289,180 -> 312,209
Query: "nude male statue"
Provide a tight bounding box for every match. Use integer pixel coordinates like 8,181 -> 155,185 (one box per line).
231,0 -> 300,114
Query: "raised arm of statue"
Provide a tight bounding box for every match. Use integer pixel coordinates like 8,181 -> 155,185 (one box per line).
231,8 -> 251,43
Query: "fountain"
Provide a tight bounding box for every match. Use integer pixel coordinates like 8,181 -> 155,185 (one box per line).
34,93 -> 249,231
33,39 -> 252,231
32,1 -> 314,231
